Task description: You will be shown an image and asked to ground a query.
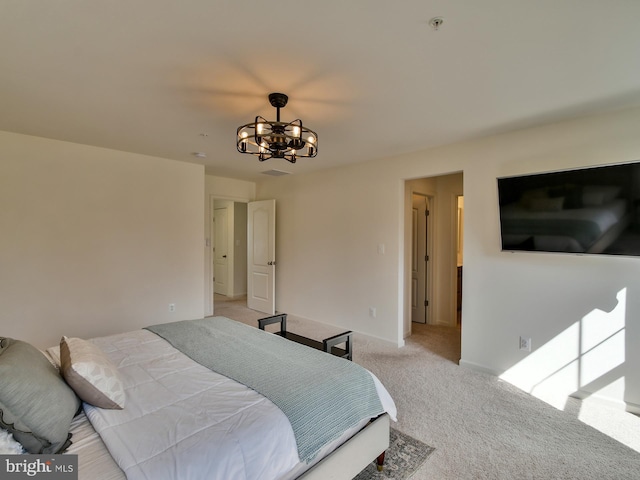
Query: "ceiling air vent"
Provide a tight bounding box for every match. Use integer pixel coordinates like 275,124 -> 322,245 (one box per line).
261,169 -> 291,177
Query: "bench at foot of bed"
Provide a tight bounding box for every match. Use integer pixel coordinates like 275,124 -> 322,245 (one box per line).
258,313 -> 353,361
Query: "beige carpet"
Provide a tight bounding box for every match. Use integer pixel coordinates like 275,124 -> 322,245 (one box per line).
213,295 -> 640,479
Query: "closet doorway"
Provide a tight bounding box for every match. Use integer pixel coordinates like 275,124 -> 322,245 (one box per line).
411,193 -> 431,324
211,199 -> 248,306
405,173 -> 463,338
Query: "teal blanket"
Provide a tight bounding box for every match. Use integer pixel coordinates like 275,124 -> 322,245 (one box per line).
145,317 -> 384,463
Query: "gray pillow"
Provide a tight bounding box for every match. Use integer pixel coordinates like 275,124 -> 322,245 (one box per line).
0,337 -> 80,454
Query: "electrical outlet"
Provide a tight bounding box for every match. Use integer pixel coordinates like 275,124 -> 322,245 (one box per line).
169,303 -> 176,313
369,307 -> 377,318
519,336 -> 531,351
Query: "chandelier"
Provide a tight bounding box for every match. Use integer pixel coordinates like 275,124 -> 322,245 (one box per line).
236,93 -> 318,163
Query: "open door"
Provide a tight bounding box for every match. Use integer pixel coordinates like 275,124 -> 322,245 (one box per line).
247,199 -> 276,314
411,194 -> 429,323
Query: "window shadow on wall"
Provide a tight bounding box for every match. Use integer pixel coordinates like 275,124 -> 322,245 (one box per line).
500,287 -> 639,452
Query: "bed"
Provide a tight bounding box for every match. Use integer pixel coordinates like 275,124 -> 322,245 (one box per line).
0,316 -> 396,480
499,185 -> 631,253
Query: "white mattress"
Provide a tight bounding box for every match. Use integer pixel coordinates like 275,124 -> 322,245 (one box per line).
61,329 -> 396,480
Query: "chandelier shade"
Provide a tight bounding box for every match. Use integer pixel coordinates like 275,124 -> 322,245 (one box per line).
236,93 -> 318,164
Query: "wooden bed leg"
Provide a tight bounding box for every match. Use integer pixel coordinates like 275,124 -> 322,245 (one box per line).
376,451 -> 386,471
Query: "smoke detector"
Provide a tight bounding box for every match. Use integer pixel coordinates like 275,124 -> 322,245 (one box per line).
429,17 -> 444,30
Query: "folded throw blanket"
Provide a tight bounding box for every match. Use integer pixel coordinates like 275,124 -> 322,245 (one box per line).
146,316 -> 384,463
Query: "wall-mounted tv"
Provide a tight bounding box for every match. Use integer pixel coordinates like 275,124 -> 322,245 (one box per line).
498,161 -> 640,256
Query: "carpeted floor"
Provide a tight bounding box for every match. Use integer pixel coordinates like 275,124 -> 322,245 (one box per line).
212,295 -> 640,480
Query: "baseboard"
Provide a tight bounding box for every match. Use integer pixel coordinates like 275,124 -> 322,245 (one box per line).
226,293 -> 247,300
571,391 -> 640,416
285,313 -> 404,348
458,359 -> 501,376
354,329 -> 403,348
627,403 -> 640,416
461,360 -> 640,416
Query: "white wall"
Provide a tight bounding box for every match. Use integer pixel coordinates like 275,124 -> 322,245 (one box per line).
257,166 -> 404,344
256,106 -> 640,412
0,131 -> 205,348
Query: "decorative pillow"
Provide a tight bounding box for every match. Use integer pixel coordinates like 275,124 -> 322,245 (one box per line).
0,429 -> 25,454
0,337 -> 80,454
60,336 -> 125,410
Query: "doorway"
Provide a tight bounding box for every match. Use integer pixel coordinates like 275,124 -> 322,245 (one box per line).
405,173 -> 463,340
207,196 -> 277,316
210,199 -> 248,307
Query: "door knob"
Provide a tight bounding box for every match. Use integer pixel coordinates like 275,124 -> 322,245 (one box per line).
222,255 -> 227,258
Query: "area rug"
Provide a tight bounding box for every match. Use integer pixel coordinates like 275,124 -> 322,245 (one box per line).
354,428 -> 435,479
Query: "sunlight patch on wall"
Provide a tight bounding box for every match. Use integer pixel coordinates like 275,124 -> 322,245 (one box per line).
500,323 -> 580,409
500,288 -> 627,411
580,289 -> 626,387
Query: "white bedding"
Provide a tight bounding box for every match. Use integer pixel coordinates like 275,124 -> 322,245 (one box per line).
66,412 -> 125,480
70,329 -> 395,480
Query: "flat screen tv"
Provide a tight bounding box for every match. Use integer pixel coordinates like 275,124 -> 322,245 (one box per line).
497,161 -> 640,256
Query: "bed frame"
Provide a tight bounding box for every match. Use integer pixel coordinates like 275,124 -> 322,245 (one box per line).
257,314 -> 389,478
299,413 -> 390,479
58,319 -> 391,480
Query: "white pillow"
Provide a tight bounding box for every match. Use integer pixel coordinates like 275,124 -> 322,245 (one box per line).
60,336 -> 125,410
0,429 -> 25,454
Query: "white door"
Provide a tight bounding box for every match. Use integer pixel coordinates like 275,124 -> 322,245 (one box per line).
214,207 -> 229,296
411,194 -> 429,324
247,199 -> 276,314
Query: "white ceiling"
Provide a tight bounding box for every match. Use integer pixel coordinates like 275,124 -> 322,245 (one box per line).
2,1 -> 640,181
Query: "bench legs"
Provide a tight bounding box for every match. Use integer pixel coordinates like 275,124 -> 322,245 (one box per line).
258,313 -> 287,334
322,331 -> 353,361
376,451 -> 386,471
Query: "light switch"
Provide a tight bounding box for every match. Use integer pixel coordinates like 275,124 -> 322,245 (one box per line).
378,243 -> 385,255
